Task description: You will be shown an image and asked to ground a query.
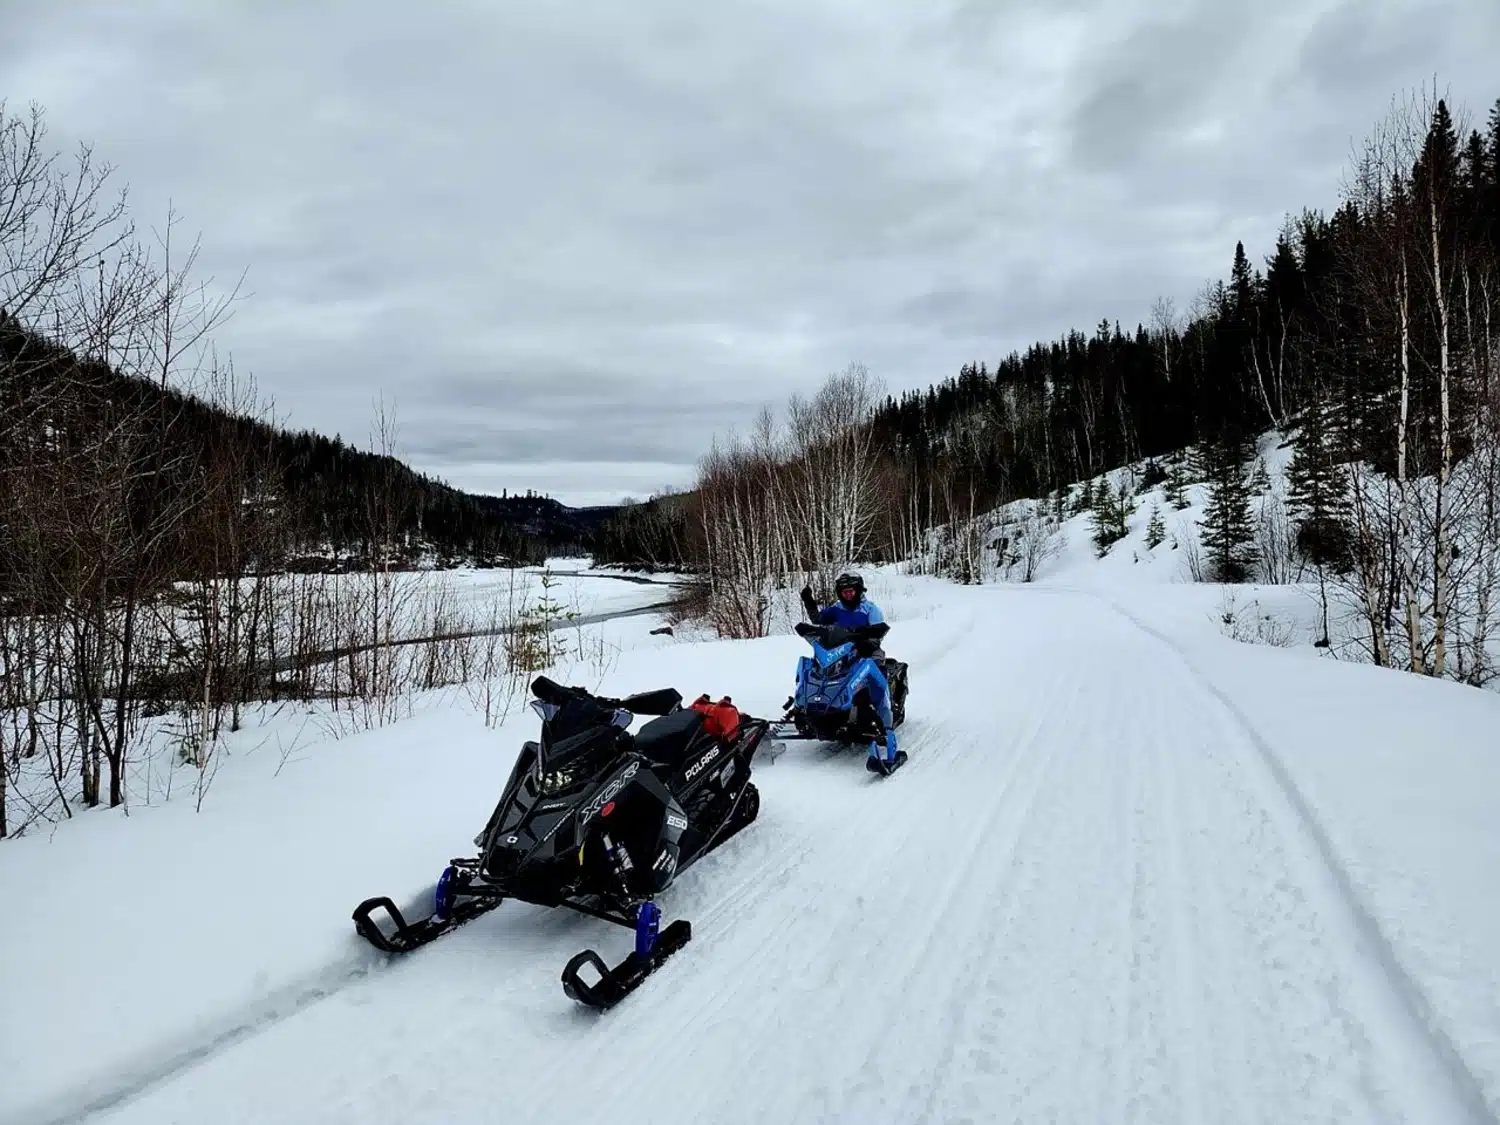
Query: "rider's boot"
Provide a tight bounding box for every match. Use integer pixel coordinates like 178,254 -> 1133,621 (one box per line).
866,727 -> 907,776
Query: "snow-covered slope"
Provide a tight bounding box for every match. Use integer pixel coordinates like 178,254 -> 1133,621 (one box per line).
5,572 -> 1499,1125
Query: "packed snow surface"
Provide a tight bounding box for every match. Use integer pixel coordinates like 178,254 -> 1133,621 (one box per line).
4,571 -> 1500,1125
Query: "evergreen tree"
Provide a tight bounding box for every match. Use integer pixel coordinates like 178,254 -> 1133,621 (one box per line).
1486,98 -> 1500,253
1461,129 -> 1489,236
1264,231 -> 1304,312
1200,435 -> 1258,582
1144,502 -> 1166,549
1166,456 -> 1190,509
1231,241 -> 1254,314
1286,397 -> 1352,567
1091,478 -> 1129,555
1072,477 -> 1095,515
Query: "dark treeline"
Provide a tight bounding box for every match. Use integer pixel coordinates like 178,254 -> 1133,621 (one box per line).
0,312 -> 594,590
590,491 -> 694,571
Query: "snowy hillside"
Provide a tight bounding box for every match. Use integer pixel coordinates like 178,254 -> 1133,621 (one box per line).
965,429 -> 1500,686
4,554 -> 1500,1125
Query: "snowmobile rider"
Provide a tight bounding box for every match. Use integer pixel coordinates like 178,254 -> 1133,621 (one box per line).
800,572 -> 901,771
812,573 -> 886,635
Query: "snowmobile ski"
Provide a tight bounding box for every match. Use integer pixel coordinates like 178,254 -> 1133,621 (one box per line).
561,904 -> 692,1011
865,750 -> 909,777
351,862 -> 505,954
351,892 -> 501,954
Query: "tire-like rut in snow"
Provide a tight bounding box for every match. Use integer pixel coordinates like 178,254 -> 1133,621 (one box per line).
1092,592 -> 1498,1125
80,589 -> 1491,1125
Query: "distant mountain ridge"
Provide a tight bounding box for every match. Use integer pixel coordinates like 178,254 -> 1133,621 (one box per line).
0,312 -> 618,577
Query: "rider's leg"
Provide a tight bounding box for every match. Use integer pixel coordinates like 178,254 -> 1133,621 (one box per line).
865,672 -> 898,764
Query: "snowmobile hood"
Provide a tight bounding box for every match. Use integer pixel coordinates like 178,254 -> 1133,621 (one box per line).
483,757 -> 643,880
813,640 -> 856,670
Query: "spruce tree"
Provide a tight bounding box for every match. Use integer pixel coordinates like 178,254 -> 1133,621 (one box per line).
1191,441 -> 1216,486
1072,477 -> 1095,515
1091,478 -> 1128,555
1230,241 -> 1252,307
1166,456 -> 1190,509
1200,435 -> 1257,582
1145,503 -> 1166,549
1286,397 -> 1351,567
1487,98 -> 1500,255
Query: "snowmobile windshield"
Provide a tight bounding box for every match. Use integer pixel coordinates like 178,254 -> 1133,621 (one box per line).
530,696 -> 631,795
799,624 -> 859,656
536,693 -> 618,740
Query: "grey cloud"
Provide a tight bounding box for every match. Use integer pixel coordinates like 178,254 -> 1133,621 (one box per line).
4,0 -> 1497,502
1066,2 -> 1261,173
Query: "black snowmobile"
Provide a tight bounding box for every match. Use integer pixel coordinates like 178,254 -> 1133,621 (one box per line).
351,675 -> 771,1011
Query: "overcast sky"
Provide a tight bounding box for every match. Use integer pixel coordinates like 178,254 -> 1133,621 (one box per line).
5,0 -> 1498,505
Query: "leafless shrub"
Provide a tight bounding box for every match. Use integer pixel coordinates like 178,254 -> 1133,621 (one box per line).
1178,518 -> 1208,582
461,577 -> 526,729
1254,484 -> 1304,584
1215,590 -> 1297,648
996,502 -> 1062,583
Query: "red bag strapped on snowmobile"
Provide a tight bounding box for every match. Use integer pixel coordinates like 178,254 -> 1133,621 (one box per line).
689,694 -> 741,739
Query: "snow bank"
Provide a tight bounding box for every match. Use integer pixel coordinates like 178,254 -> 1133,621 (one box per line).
0,703 -> 513,1125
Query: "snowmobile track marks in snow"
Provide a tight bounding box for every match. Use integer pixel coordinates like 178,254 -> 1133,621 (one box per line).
874,673 -> 1085,1124
28,951 -> 391,1125
1089,591 -> 1500,1125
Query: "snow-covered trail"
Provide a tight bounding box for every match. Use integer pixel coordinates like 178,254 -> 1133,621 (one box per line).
74,587 -> 1495,1125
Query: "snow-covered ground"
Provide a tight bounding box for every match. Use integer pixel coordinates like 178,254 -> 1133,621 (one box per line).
5,552 -> 1500,1124
977,430 -> 1500,682
439,557 -> 682,621
1,561 -> 683,835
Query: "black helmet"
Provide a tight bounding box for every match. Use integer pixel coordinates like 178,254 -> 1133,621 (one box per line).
834,572 -> 864,606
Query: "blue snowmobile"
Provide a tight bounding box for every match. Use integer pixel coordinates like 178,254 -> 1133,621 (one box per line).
772,574 -> 909,776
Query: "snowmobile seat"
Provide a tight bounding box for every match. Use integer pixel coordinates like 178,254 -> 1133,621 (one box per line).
633,708 -> 707,769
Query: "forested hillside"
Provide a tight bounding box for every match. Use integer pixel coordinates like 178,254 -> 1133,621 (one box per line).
871,94 -> 1500,515
598,88 -> 1500,686
0,311 -> 604,591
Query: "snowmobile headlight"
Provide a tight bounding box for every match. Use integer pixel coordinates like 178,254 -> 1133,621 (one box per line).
538,767 -> 579,795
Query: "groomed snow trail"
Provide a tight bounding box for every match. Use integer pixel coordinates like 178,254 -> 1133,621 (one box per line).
80,588 -> 1491,1124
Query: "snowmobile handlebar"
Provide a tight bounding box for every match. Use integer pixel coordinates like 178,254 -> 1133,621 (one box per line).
530,675 -> 683,717
794,621 -> 889,642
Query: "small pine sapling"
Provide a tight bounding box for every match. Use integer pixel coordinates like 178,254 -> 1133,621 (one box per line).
1145,503 -> 1166,549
